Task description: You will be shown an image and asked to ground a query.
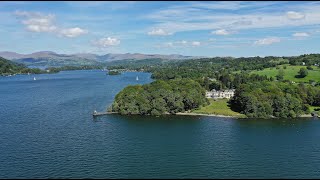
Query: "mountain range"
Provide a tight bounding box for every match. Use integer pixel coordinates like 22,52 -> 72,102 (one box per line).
0,51 -> 204,67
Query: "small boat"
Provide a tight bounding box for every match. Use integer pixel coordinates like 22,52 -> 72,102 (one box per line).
136,76 -> 139,81
33,77 -> 36,81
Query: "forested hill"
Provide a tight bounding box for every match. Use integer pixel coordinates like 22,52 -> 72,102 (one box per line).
0,56 -> 103,76
0,56 -> 30,75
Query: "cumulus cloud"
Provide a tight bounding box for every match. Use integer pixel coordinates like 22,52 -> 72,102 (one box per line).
286,11 -> 305,20
147,28 -> 172,36
254,37 -> 281,45
211,29 -> 231,35
59,27 -> 88,38
93,37 -> 120,47
292,32 -> 309,37
14,10 -> 87,38
15,10 -> 57,32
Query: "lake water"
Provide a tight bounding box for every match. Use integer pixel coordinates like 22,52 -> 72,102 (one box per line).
0,70 -> 320,178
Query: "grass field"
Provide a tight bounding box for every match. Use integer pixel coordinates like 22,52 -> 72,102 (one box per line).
250,65 -> 320,83
309,105 -> 320,112
192,98 -> 246,118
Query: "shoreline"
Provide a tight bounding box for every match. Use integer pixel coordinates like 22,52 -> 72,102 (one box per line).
173,112 -> 241,118
106,111 -> 318,119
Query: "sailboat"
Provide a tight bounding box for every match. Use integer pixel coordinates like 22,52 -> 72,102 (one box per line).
33,77 -> 36,81
136,76 -> 139,81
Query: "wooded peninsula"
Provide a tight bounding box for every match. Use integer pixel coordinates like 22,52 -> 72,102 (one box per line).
108,54 -> 320,118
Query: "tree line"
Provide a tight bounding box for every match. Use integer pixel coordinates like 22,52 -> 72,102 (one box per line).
230,81 -> 320,118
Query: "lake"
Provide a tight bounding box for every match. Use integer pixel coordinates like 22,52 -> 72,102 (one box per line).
0,70 -> 320,178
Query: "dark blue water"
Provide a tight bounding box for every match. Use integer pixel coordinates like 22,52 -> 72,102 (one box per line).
0,70 -> 320,178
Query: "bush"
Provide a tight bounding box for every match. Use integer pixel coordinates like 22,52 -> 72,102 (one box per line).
307,66 -> 313,70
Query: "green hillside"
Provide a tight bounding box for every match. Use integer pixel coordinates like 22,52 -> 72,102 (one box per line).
0,56 -> 28,75
250,64 -> 320,83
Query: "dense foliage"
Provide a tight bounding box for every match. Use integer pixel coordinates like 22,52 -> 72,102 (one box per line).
108,53 -> 320,118
230,82 -> 320,118
110,79 -> 208,115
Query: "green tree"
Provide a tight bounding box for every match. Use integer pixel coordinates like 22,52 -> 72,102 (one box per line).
297,67 -> 308,78
276,69 -> 285,81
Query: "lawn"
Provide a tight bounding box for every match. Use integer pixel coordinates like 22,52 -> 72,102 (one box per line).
192,98 -> 246,118
250,65 -> 320,83
309,105 -> 320,112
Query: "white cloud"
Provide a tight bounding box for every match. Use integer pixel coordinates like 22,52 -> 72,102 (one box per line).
163,42 -> 174,47
144,2 -> 320,34
161,40 -> 201,48
254,37 -> 281,45
191,41 -> 201,46
176,40 -> 188,45
60,27 -> 88,38
286,11 -> 305,20
147,28 -> 172,36
93,37 -> 120,47
211,29 -> 231,35
15,11 -> 57,32
14,10 -> 87,38
292,32 -> 309,37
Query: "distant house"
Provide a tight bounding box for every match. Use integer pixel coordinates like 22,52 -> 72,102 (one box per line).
206,89 -> 235,99
205,91 -> 213,98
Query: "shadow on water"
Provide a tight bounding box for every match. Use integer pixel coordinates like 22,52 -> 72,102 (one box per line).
235,117 -> 316,128
92,113 -> 201,125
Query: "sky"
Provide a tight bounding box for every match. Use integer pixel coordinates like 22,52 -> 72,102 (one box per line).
1,1 -> 320,57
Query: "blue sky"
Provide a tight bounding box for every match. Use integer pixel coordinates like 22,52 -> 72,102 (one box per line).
1,1 -> 320,57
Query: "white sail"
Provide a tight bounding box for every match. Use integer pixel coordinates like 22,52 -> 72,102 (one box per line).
33,77 -> 36,80
136,76 -> 139,81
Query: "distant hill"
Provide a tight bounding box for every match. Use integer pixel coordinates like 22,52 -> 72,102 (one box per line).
0,51 -> 205,67
0,56 -> 28,75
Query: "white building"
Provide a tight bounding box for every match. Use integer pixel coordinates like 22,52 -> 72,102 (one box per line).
205,91 -> 212,98
206,89 -> 235,99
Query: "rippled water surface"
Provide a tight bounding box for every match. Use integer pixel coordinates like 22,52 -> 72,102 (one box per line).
0,70 -> 320,178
